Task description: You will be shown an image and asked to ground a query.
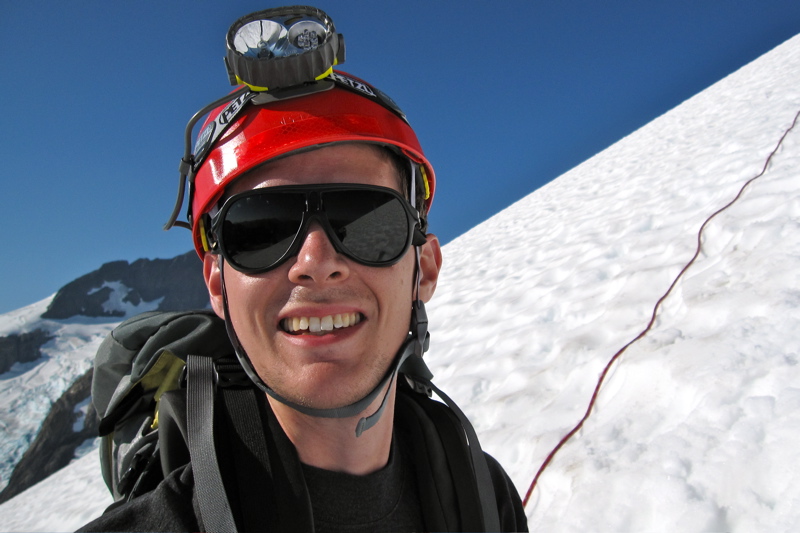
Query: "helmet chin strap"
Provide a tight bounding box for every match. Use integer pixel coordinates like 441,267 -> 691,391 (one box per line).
219,254 -> 431,437
218,159 -> 432,437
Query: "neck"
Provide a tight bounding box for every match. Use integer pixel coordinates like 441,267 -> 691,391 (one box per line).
267,379 -> 397,475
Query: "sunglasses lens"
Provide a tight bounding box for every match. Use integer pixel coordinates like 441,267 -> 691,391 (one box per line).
325,190 -> 410,263
221,193 -> 305,270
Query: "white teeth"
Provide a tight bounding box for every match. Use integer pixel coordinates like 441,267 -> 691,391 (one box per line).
283,313 -> 361,334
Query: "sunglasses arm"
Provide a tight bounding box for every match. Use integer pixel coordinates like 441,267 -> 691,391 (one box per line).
412,226 -> 428,247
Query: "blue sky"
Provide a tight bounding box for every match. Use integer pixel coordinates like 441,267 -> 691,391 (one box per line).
2,0 -> 799,314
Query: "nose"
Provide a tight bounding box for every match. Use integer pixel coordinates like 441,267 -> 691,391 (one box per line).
287,221 -> 350,284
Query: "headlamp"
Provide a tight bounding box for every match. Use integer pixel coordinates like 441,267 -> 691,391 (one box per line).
224,6 -> 345,91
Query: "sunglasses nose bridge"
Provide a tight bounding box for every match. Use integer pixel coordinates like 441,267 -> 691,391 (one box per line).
301,210 -> 343,251
300,189 -> 326,232
274,191 -> 338,263
306,190 -> 322,212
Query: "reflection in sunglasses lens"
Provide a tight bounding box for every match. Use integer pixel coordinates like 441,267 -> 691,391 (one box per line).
224,194 -> 305,269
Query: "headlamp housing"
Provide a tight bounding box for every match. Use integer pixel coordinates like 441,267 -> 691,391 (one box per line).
224,6 -> 345,91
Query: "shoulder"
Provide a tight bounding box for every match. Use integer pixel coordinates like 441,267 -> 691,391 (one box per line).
77,464 -> 200,532
396,389 -> 528,531
483,452 -> 529,532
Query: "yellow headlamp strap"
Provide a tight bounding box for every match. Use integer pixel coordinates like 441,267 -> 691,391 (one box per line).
236,65 -> 337,93
199,217 -> 211,253
420,165 -> 431,201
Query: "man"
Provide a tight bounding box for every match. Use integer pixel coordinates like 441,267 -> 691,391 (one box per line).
82,6 -> 526,532
203,143 -> 441,476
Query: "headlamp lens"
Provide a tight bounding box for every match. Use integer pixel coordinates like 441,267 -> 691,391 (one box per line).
233,20 -> 288,58
287,18 -> 328,51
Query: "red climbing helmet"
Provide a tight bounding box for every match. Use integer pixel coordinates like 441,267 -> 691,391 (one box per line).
188,71 -> 435,257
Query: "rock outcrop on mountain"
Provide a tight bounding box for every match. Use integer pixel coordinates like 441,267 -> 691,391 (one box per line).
0,368 -> 97,504
0,329 -> 53,374
41,251 -> 208,319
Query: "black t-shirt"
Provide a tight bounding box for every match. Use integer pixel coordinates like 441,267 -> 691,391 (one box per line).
79,388 -> 528,532
300,436 -> 424,533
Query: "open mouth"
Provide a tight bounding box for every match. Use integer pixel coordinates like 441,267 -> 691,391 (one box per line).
281,312 -> 363,336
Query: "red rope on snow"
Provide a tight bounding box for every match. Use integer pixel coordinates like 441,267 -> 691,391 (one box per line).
522,108 -> 800,509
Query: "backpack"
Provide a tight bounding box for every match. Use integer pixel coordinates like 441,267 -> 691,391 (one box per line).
91,309 -> 505,532
92,311 -> 235,498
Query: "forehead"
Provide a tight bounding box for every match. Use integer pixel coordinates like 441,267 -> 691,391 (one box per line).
227,143 -> 402,196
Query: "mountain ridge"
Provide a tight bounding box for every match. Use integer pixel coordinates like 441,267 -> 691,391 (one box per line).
0,250 -> 210,498
41,251 -> 208,319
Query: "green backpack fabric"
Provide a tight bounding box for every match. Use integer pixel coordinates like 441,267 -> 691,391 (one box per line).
92,309 -> 233,501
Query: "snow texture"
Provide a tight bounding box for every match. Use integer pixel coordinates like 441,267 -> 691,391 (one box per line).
1,32 -> 799,532
0,297 -> 117,494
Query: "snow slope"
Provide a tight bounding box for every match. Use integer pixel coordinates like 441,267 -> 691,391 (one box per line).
0,286 -> 166,494
0,298 -> 116,492
1,32 -> 799,532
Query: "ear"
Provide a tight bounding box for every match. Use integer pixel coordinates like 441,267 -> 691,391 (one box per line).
417,234 -> 443,303
203,253 -> 226,319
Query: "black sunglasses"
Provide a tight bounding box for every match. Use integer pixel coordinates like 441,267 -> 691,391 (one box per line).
205,184 -> 427,274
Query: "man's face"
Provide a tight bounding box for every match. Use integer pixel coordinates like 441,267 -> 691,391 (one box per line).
203,143 -> 441,410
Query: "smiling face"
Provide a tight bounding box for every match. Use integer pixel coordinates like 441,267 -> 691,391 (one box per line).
203,143 -> 441,410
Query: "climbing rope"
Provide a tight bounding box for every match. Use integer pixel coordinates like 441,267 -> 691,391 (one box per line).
522,107 -> 800,508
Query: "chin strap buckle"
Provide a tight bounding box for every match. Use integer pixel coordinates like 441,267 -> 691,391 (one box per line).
411,299 -> 429,358
398,299 -> 433,397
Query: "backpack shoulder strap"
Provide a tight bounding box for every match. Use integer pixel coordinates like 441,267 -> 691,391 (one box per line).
396,383 -> 501,532
185,354 -> 238,533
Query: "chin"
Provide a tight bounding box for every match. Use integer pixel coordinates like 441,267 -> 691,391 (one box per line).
301,384 -> 373,410
255,354 -> 393,410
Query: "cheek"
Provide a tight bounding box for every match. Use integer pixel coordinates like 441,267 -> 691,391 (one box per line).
223,268 -> 283,325
373,259 -> 416,330
379,254 -> 414,296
